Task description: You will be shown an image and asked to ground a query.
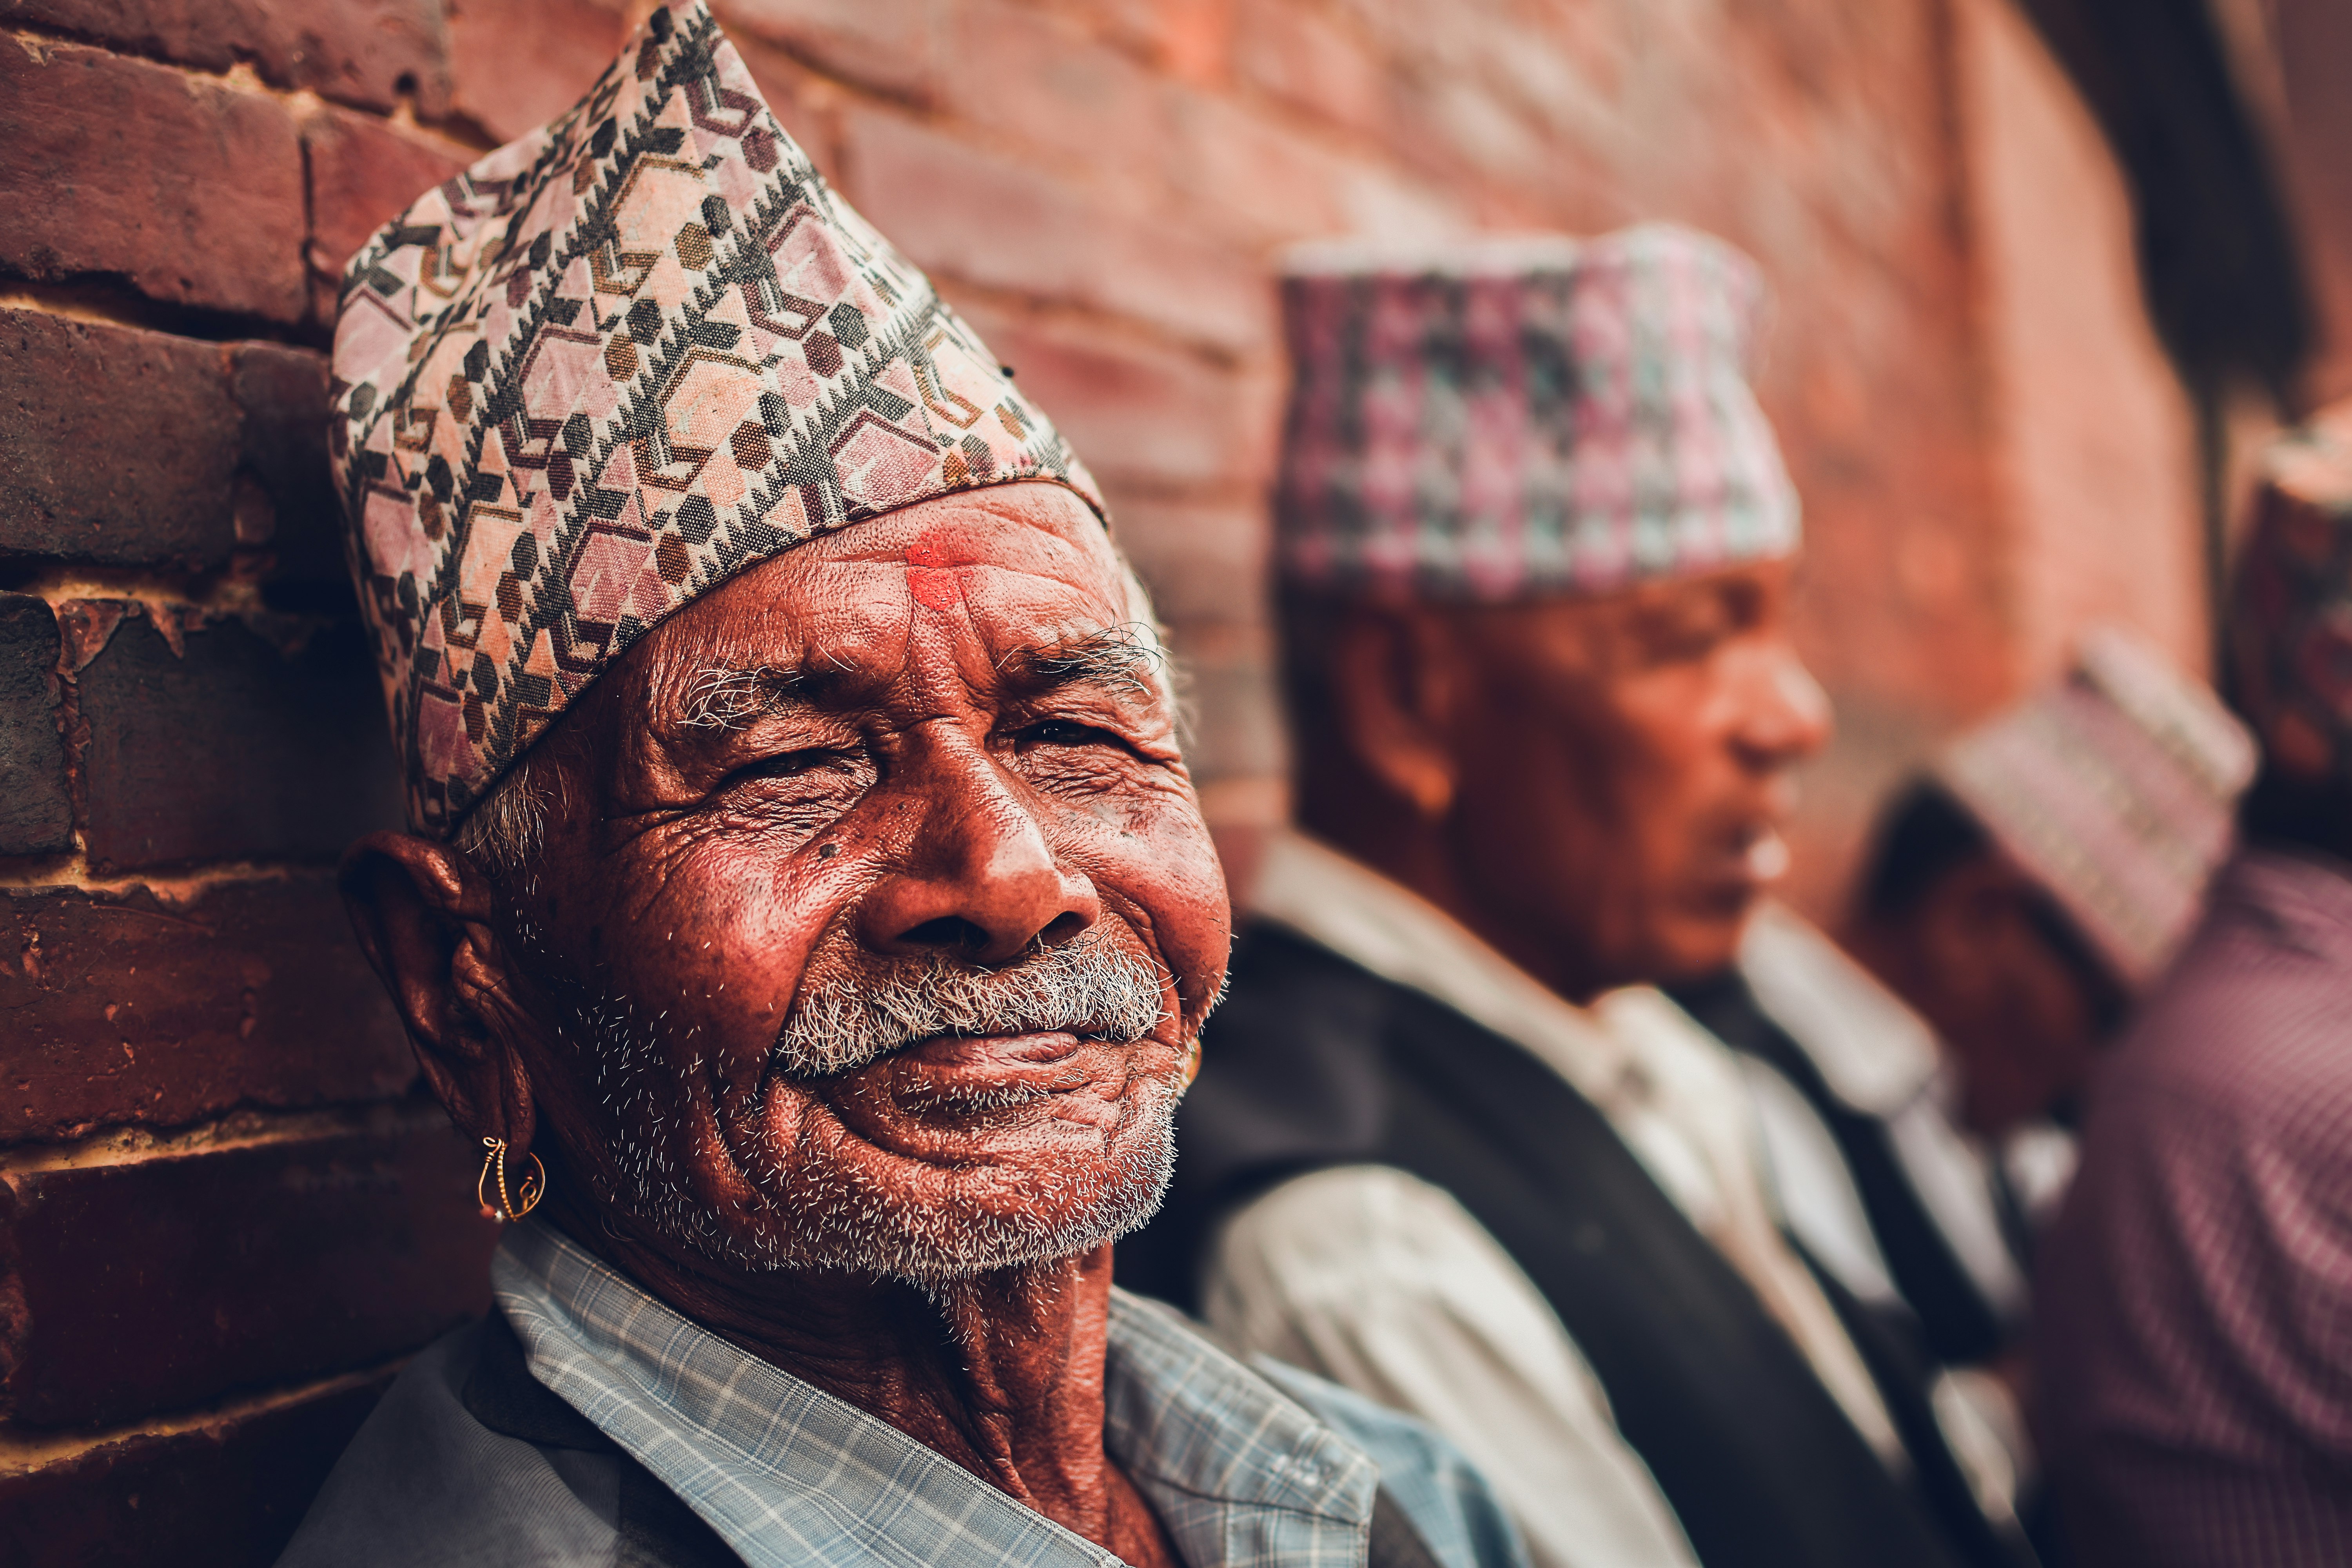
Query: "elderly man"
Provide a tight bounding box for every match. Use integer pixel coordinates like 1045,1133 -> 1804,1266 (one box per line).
280,11 -> 1528,1568
2036,412 -> 2352,1565
1674,630 -> 2253,1364
1118,232 -> 2024,1568
1669,632 -> 2251,1561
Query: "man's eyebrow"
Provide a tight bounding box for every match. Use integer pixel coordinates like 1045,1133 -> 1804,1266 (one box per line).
1002,622 -> 1169,701
674,663 -> 834,732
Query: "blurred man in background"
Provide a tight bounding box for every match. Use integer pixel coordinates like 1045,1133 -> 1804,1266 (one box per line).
1680,630 -> 2252,1350
1671,630 -> 2252,1559
2038,412 -> 2352,1566
1122,227 -> 2026,1568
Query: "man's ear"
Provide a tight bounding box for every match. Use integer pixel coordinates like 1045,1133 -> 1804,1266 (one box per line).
1325,606 -> 1463,820
339,830 -> 535,1158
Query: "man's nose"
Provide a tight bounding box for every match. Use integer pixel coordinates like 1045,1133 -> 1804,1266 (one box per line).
856,746 -> 1102,965
1731,638 -> 1834,769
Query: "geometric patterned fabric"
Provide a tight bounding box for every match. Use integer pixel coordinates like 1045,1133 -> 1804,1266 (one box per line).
2231,402 -> 2352,790
330,1 -> 1104,836
1935,628 -> 2255,990
1272,224 -> 1800,602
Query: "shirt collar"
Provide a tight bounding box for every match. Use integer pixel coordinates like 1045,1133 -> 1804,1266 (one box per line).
1247,828 -> 1641,1105
492,1220 -> 1380,1568
1735,901 -> 1944,1116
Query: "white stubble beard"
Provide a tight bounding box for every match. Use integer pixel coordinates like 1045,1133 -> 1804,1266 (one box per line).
566,939 -> 1187,1286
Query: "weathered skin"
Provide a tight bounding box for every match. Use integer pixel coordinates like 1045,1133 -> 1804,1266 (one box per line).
342,482 -> 1228,1568
1292,560 -> 1832,1002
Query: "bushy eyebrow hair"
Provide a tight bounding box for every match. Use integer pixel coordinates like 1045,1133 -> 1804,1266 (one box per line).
1001,621 -> 1170,702
675,662 -> 830,732
672,622 -> 1173,735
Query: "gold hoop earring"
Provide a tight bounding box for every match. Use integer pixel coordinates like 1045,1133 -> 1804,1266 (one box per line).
477,1136 -> 546,1222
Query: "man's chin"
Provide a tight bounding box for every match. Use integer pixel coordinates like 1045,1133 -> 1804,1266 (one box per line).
1636,910 -> 1752,988
651,1080 -> 1181,1286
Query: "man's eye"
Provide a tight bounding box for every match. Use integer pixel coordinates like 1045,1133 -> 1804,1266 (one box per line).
735,748 -> 840,781
1638,608 -> 1734,664
1022,720 -> 1115,748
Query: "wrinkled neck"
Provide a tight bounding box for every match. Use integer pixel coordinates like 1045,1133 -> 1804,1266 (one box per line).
556,1216 -> 1151,1553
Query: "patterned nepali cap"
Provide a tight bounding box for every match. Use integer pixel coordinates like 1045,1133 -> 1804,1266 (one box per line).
330,1 -> 1103,837
1272,225 -> 1799,601
1935,629 -> 2255,990
2230,403 -> 2352,787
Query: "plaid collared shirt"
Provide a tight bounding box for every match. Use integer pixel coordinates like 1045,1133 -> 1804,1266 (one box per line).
494,1222 -> 1526,1568
2038,849 -> 2352,1564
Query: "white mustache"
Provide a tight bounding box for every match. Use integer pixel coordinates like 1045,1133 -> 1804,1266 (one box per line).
770,939 -> 1168,1078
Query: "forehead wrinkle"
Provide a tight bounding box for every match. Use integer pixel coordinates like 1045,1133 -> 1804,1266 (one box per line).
641,586 -> 908,728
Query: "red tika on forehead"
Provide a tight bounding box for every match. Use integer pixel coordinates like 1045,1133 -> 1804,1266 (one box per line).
329,0 -> 1105,838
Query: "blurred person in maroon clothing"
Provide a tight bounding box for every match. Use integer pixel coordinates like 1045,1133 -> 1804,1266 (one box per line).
2037,411 -> 2352,1566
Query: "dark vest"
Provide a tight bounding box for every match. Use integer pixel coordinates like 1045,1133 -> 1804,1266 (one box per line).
1667,969 -> 2016,1367
1121,922 -> 1990,1568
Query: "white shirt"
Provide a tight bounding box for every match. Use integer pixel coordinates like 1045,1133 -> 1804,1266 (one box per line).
1200,832 -> 1907,1568
1735,903 -> 2029,1328
1208,1166 -> 1701,1568
1731,904 -> 2044,1517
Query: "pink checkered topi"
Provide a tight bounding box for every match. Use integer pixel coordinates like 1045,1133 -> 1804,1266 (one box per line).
1273,225 -> 1800,601
1935,629 -> 2255,989
330,1 -> 1102,837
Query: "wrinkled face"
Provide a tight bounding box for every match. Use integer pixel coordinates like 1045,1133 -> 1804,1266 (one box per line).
495,484 -> 1229,1281
1446,561 -> 1831,996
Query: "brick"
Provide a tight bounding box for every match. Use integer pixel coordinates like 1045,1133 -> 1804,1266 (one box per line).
230,343 -> 345,584
1,1105 -> 498,1428
2,878 -> 416,1143
0,310 -> 238,568
0,311 -> 346,574
300,107 -> 473,312
842,107 -> 1272,358
717,0 -> 944,105
938,0 -> 1167,185
0,597 -> 73,857
1163,620 -> 1281,784
446,0 -> 635,144
0,44 -> 307,324
0,1370 -> 392,1568
1232,2 -> 1387,136
74,606 -> 402,871
1157,90 -> 1355,247
1098,0 -> 1235,88
1096,494 -> 1283,779
1110,497 -> 1269,626
1387,71 -> 1554,194
9,0 -> 452,115
953,298 -> 1279,495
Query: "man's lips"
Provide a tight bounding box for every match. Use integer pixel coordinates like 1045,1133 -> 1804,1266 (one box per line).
848,1029 -> 1163,1102
1688,824 -> 1790,906
806,1031 -> 1162,1146
894,1030 -> 1088,1073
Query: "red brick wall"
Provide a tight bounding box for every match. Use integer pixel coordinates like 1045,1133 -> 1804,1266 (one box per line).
0,0 -> 2203,1559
